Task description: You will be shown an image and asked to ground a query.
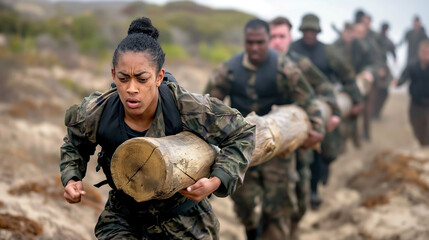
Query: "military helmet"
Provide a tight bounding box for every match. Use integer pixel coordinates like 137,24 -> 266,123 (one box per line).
299,14 -> 321,32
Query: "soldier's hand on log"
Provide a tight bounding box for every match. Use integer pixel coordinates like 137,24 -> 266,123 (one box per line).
326,115 -> 341,132
350,104 -> 364,117
64,179 -> 86,204
301,130 -> 324,149
178,177 -> 221,202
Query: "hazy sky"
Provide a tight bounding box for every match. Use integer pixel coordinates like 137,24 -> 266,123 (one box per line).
142,0 -> 429,75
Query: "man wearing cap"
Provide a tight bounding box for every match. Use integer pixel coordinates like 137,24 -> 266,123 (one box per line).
290,13 -> 363,209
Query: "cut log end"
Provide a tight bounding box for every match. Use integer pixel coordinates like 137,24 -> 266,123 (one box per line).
111,137 -> 166,202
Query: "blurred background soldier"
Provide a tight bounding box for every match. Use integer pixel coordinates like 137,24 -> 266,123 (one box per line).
332,22 -> 373,152
269,16 -> 341,239
357,12 -> 392,140
354,9 -> 365,25
396,40 -> 429,146
205,18 -> 325,240
379,22 -> 397,64
372,21 -> 397,120
290,13 -> 363,210
399,16 -> 428,65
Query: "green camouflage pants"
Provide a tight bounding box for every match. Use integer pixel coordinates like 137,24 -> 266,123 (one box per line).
95,190 -> 219,240
291,148 -> 313,222
231,156 -> 296,240
320,126 -> 342,163
339,117 -> 360,153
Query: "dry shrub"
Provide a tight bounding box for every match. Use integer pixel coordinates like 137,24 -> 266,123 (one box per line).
7,98 -> 64,120
40,101 -> 64,117
361,194 -> 390,209
349,150 -> 429,209
0,213 -> 43,238
374,151 -> 429,191
7,99 -> 37,118
8,175 -> 103,211
3,148 -> 32,163
0,58 -> 18,102
359,231 -> 377,240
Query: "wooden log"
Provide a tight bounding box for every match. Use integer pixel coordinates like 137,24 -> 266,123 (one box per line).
316,92 -> 353,122
111,105 -> 312,202
111,131 -> 217,202
246,105 -> 311,166
356,71 -> 374,97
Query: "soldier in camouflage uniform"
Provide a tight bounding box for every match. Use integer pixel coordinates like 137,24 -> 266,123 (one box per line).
357,13 -> 392,140
290,14 -> 363,210
205,18 -> 325,240
332,22 -> 374,152
362,14 -> 394,122
60,17 -> 255,240
399,16 -> 428,65
269,16 -> 341,238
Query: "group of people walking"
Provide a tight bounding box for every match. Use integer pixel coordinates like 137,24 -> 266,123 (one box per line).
59,8 -> 428,240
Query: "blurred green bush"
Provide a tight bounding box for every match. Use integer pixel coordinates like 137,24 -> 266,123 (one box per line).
0,0 -> 254,66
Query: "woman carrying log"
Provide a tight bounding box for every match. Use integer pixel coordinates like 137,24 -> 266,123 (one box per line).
59,17 -> 255,239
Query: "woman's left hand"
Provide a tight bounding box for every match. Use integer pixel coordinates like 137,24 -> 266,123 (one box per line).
178,177 -> 221,202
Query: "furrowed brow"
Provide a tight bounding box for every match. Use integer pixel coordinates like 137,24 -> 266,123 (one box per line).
133,71 -> 148,77
118,72 -> 130,77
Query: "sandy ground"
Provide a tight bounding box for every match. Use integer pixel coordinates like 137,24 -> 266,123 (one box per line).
1,65 -> 428,240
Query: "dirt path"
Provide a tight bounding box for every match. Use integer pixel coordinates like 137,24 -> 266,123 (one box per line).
1,64 -> 426,240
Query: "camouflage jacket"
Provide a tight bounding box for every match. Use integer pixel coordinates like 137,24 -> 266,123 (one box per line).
332,38 -> 374,74
325,45 -> 363,105
288,50 -> 341,117
363,31 -> 394,88
364,30 -> 386,66
204,52 -> 325,134
60,82 -> 255,198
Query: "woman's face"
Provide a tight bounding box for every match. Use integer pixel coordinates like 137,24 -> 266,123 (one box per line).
112,51 -> 164,120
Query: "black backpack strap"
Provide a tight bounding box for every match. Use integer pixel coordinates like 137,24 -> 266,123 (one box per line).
94,150 -> 117,189
159,83 -> 183,135
163,71 -> 178,83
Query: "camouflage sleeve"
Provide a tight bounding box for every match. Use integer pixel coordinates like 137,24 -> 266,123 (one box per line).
278,54 -> 325,134
296,56 -> 341,117
60,101 -> 96,187
59,90 -> 113,187
326,46 -> 363,105
169,83 -> 255,197
204,61 -> 231,99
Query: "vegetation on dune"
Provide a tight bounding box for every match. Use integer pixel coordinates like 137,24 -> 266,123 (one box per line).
0,0 -> 254,66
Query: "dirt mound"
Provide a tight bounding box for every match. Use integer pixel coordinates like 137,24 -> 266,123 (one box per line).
349,150 -> 429,209
300,150 -> 429,240
0,213 -> 43,239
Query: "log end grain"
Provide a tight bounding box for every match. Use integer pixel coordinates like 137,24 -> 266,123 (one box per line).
111,137 -> 166,202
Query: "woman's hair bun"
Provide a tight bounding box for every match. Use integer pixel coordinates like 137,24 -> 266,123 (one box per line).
127,17 -> 159,40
